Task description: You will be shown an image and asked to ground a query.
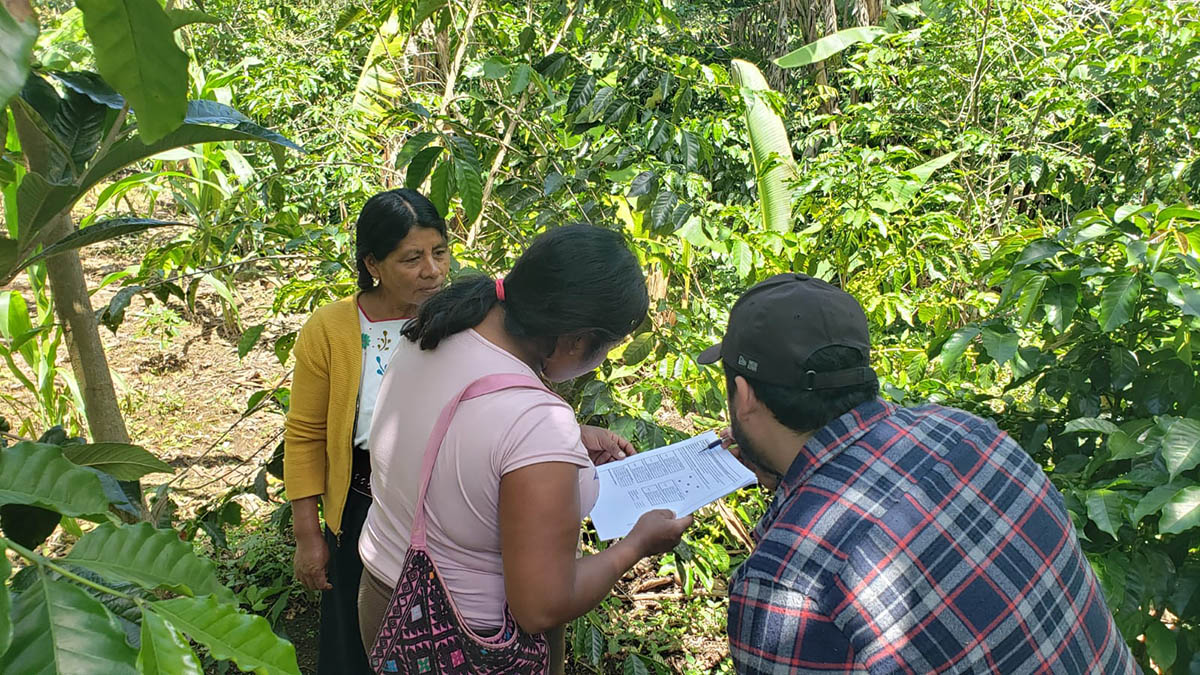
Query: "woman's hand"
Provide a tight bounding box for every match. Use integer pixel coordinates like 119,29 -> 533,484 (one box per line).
294,531 -> 332,591
626,509 -> 693,556
579,424 -> 636,465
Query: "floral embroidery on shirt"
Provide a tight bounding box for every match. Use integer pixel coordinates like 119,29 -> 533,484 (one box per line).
362,333 -> 370,349
375,355 -> 386,376
376,330 -> 394,351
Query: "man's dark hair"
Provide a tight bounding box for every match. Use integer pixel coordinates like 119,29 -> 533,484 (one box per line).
724,346 -> 879,434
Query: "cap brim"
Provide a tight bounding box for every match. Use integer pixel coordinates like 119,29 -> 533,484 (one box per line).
697,343 -> 722,365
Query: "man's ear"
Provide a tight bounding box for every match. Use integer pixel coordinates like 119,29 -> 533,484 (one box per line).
732,375 -> 762,420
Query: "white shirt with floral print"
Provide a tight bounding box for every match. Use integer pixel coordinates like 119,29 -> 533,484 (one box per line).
354,301 -> 410,448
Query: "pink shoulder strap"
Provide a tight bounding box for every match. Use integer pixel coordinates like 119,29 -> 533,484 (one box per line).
410,372 -> 548,549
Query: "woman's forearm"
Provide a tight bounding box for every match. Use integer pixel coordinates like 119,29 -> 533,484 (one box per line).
292,495 -> 323,540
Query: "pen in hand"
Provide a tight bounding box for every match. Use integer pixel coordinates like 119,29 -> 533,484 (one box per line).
700,438 -> 722,452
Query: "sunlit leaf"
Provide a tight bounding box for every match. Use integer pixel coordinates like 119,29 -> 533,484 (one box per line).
61,443 -> 173,480
77,0 -> 188,144
150,595 -> 300,675
0,442 -> 109,516
1099,274 -> 1140,332
0,0 -> 38,111
980,326 -> 1018,365
0,576 -> 138,674
939,325 -> 980,372
66,522 -> 235,603
1162,418 -> 1200,480
730,60 -> 793,234
1086,489 -> 1125,538
1159,486 -> 1200,535
775,26 -> 890,68
137,610 -> 202,675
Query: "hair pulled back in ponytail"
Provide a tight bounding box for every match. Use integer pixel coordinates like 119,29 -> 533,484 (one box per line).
403,224 -> 648,351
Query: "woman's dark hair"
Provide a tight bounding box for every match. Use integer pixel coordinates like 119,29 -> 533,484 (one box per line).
404,224 -> 649,353
724,346 -> 879,434
355,188 -> 447,291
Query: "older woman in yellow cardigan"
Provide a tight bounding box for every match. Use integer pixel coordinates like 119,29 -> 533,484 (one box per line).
283,189 -> 449,674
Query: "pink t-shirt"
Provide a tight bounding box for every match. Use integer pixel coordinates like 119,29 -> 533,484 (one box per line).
359,329 -> 600,630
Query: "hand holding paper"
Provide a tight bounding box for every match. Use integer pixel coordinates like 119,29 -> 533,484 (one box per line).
588,430 -> 756,540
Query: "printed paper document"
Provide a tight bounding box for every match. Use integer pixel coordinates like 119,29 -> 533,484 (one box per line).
588,431 -> 756,540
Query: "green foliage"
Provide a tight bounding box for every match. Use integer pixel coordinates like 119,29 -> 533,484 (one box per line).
0,1 -> 37,110
0,439 -> 300,673
775,26 -> 890,68
0,575 -> 139,674
75,0 -> 187,143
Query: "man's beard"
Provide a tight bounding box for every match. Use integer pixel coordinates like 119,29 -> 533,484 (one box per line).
730,407 -> 782,483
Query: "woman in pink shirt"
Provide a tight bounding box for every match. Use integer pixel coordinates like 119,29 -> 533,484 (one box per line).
358,224 -> 691,672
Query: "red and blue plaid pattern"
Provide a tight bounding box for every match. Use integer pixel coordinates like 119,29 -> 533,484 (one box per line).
728,399 -> 1138,674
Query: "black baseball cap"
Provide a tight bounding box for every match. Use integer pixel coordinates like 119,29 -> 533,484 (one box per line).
697,273 -> 876,390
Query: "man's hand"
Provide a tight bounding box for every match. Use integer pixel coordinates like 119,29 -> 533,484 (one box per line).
580,424 -> 636,465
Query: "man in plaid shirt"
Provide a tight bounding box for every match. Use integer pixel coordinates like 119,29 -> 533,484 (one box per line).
699,274 -> 1136,674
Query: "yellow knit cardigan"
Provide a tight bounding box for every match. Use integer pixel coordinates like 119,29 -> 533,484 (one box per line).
283,295 -> 362,535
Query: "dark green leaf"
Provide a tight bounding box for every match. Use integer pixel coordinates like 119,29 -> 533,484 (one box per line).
405,146 -> 443,190
1016,274 -> 1048,326
649,190 -> 677,231
518,25 -> 535,52
1016,239 -> 1064,267
273,331 -> 296,366
0,503 -> 60,549
138,611 -> 202,675
1132,483 -> 1179,526
680,130 -> 700,171
48,88 -> 108,181
0,576 -> 138,674
623,655 -> 650,675
1151,271 -> 1200,319
429,159 -> 453,217
0,238 -> 16,280
0,2 -> 37,111
49,71 -> 124,109
624,333 -> 655,365
1109,347 -> 1137,391
332,6 -> 365,33
588,625 -> 603,666
1162,418 -> 1200,480
66,522 -> 235,603
980,326 -> 1018,365
0,539 -> 9,657
1086,489 -> 1125,538
61,443 -> 173,480
1046,281 -> 1084,331
1144,620 -> 1177,671
775,26 -> 889,68
939,325 -> 980,372
166,9 -> 219,30
394,132 -> 438,171
567,74 -> 596,115
543,171 -> 565,196
1099,274 -> 1140,332
1064,418 -> 1121,435
508,63 -> 532,96
14,218 -> 183,274
1160,486 -> 1200,535
449,136 -> 483,224
237,324 -> 265,359
0,442 -> 109,516
150,595 -> 300,675
77,0 -> 188,144
628,171 -> 656,197
413,0 -> 447,25
589,86 -> 615,118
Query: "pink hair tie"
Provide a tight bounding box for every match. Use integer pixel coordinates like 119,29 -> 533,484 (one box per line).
495,277 -> 506,302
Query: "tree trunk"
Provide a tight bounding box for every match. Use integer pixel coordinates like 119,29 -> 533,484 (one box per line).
42,213 -> 143,509
12,102 -> 143,511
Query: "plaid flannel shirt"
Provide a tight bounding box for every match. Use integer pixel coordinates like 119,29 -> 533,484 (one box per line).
728,399 -> 1137,674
